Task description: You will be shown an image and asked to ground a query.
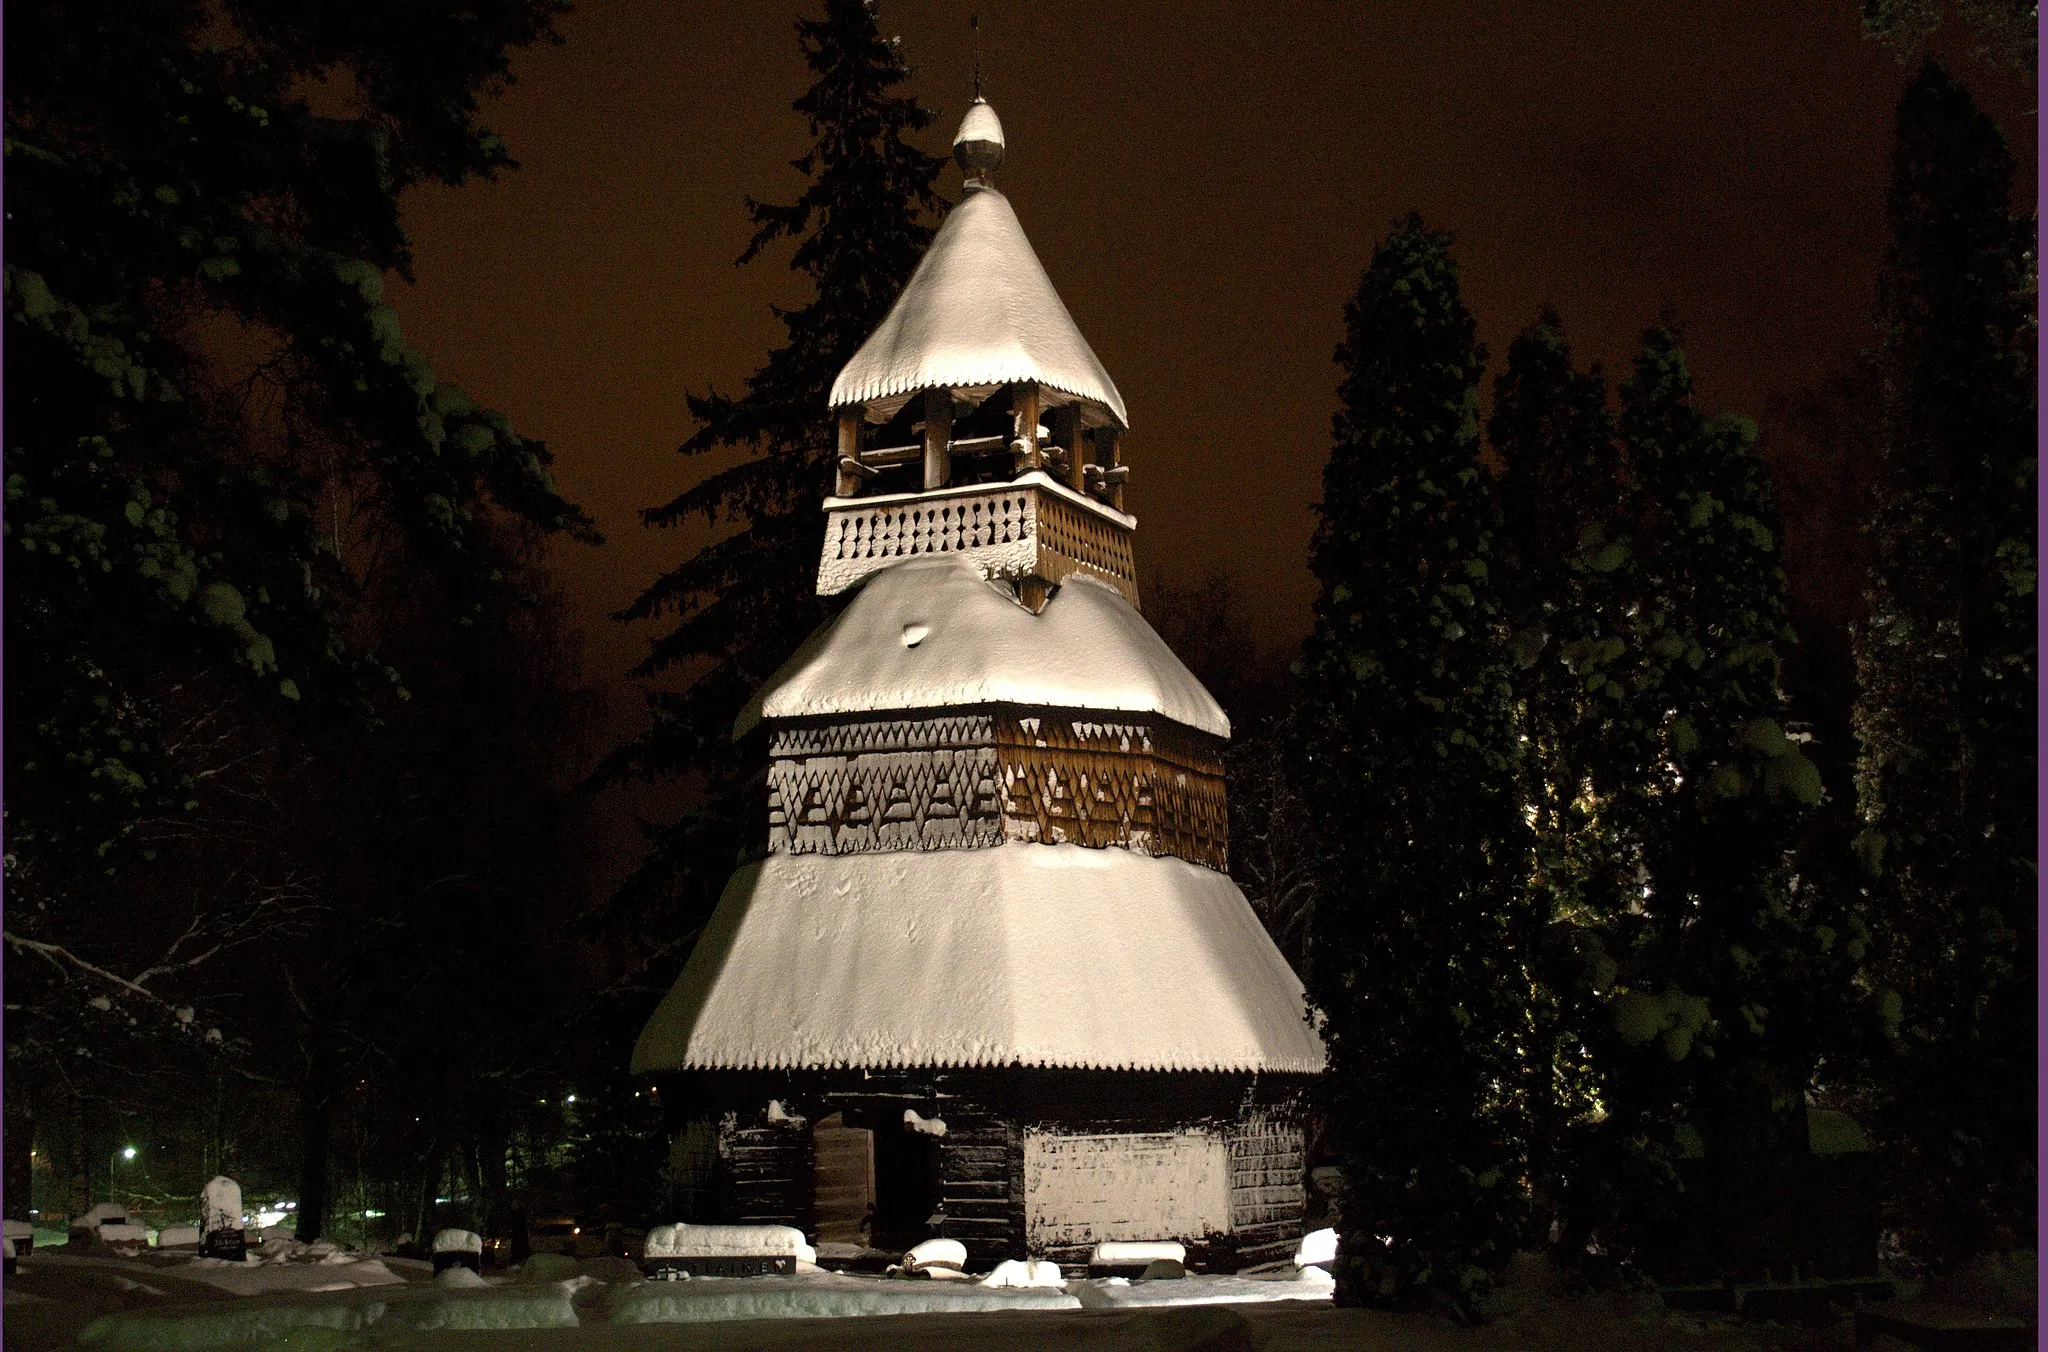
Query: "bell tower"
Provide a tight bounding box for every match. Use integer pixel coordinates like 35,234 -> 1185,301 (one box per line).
820,100 -> 1135,611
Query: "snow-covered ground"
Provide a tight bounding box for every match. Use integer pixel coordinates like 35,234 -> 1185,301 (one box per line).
4,1239 -> 1350,1352
5,1241 -> 1910,1352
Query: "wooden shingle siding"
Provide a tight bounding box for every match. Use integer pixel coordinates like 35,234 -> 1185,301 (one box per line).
1227,1112 -> 1306,1265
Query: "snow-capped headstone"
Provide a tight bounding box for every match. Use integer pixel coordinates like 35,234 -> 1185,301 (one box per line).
430,1227 -> 484,1275
199,1176 -> 246,1261
3,1218 -> 33,1257
643,1222 -> 815,1278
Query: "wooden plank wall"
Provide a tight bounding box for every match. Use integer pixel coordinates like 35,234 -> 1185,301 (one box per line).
1227,1112 -> 1307,1266
934,1109 -> 1022,1265
717,1114 -> 813,1232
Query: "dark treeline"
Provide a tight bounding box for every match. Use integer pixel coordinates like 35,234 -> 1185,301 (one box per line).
1201,58 -> 2033,1317
2,0 -> 620,1247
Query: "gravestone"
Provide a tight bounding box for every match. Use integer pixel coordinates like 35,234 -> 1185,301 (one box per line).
199,1176 -> 247,1261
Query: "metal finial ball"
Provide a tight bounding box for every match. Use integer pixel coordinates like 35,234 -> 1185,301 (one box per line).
952,99 -> 1005,177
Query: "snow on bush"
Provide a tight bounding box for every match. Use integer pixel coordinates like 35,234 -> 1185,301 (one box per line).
980,1258 -> 1065,1289
1294,1226 -> 1339,1268
644,1223 -> 816,1264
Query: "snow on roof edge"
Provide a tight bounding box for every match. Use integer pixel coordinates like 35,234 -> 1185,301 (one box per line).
735,556 -> 1229,742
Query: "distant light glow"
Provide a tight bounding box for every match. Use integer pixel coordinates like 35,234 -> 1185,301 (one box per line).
566,1095 -> 577,1104
121,1146 -> 137,1160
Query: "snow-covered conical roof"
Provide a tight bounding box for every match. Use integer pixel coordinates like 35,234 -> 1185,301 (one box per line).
630,845 -> 1327,1075
736,556 -> 1226,740
828,112 -> 1128,428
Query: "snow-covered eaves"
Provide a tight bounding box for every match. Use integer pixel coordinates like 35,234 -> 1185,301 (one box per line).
828,185 -> 1129,429
737,556 -> 1228,740
630,844 -> 1327,1076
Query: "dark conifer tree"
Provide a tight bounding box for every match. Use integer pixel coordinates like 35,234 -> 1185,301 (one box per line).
1485,312 -> 1626,1242
3,0 -> 596,1225
1294,216 -> 1531,1317
1852,62 -> 2036,1263
603,0 -> 946,962
1575,328 -> 1854,1264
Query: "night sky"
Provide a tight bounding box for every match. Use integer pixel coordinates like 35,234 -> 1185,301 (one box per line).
385,0 -> 2035,790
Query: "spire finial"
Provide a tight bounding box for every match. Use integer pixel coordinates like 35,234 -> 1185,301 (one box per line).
951,32 -> 1004,187
971,14 -> 982,101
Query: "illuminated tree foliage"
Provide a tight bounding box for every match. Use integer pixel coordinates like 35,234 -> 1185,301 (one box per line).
1485,313 -> 1627,1242
602,0 -> 946,965
1852,62 -> 2037,1264
1294,216 -> 1533,1317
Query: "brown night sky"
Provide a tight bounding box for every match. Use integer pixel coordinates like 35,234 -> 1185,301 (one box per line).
385,0 -> 2035,823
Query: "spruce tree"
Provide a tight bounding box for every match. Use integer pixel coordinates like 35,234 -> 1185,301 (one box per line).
603,0 -> 945,959
1485,312 -> 1626,1243
1294,215 -> 1531,1316
1580,327 -> 1854,1266
1852,62 -> 2036,1263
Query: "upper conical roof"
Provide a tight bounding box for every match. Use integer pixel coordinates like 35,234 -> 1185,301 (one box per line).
828,180 -> 1128,428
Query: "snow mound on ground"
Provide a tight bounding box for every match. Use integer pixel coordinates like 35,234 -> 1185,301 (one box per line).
174,1253 -> 404,1297
76,1279 -> 581,1348
1294,1226 -> 1339,1267
1091,1241 -> 1186,1266
606,1271 -> 1080,1324
1072,1268 -> 1335,1309
903,1238 -> 967,1275
981,1259 -> 1066,1289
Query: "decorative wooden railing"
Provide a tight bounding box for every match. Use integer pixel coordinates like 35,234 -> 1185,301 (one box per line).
818,473 -> 1138,607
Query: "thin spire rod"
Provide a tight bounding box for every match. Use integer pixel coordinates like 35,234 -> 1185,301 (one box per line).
971,14 -> 983,100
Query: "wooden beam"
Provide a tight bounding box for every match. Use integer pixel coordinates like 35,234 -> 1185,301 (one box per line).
923,388 -> 953,492
1012,384 -> 1041,473
834,412 -> 862,496
1052,406 -> 1083,492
